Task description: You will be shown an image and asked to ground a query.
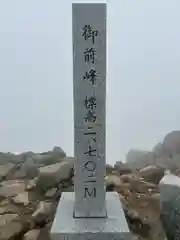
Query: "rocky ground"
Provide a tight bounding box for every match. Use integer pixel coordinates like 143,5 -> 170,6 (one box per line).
1,131 -> 180,239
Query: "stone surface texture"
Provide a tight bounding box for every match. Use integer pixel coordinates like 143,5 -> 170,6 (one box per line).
51,192 -> 132,240
73,2 -> 106,218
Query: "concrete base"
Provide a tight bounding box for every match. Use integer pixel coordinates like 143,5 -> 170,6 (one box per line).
50,192 -> 132,240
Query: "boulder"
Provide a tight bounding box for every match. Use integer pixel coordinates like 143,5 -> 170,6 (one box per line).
45,188 -> 57,198
0,180 -> 26,198
114,161 -> 132,175
36,160 -> 73,191
159,173 -> 180,240
105,175 -> 122,191
0,221 -> 24,240
14,158 -> 40,179
0,163 -> 15,180
12,191 -> 30,206
32,202 -> 55,226
163,130 -> 180,157
0,214 -> 19,227
23,229 -> 40,240
126,150 -> 155,170
0,200 -> 21,214
152,142 -> 164,158
139,165 -> 165,184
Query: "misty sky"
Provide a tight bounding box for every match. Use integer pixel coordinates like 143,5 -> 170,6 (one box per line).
0,0 -> 180,164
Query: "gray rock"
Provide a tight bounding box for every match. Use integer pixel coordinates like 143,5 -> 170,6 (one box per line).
163,130 -> 180,157
32,202 -> 54,225
152,142 -> 164,158
23,229 -> 40,240
0,181 -> 26,198
0,221 -> 23,240
139,165 -> 165,184
14,158 -> 40,179
126,149 -> 155,170
159,174 -> 180,239
114,161 -> 132,175
0,163 -> 15,180
12,191 -> 30,205
0,214 -> 19,227
36,160 -> 73,191
45,188 -> 57,198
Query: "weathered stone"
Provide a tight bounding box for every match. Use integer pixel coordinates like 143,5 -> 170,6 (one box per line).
36,160 -> 73,191
114,161 -> 133,175
105,175 -> 122,191
159,173 -> 180,240
45,188 -> 57,198
105,164 -> 114,175
0,180 -> 26,198
0,201 -> 21,214
139,165 -> 165,184
12,191 -> 30,205
163,130 -> 180,156
14,158 -> 40,179
0,221 -> 23,240
32,202 -> 54,225
23,229 -> 41,240
152,142 -> 164,157
0,163 -> 15,180
0,213 -> 19,227
126,149 -> 155,170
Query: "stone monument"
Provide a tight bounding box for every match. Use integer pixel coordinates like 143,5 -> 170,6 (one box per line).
50,3 -> 131,239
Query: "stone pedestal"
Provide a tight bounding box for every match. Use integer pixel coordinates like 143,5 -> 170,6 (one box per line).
50,192 -> 132,240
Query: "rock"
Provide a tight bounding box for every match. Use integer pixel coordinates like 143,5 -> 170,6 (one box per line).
26,178 -> 38,190
114,161 -> 132,175
36,160 -> 73,191
0,180 -> 26,198
38,226 -> 51,240
0,163 -> 15,180
52,146 -> 66,157
23,229 -> 40,240
32,202 -> 55,226
171,153 -> 180,170
159,173 -> 180,240
139,165 -> 165,184
0,221 -> 24,240
0,201 -> 21,214
0,214 -> 19,227
105,175 -> 122,191
126,149 -> 155,170
12,191 -> 30,205
14,158 -> 40,179
105,164 -> 114,175
148,221 -> 167,240
152,142 -> 164,158
45,188 -> 57,198
163,130 -> 180,157
0,152 -> 17,165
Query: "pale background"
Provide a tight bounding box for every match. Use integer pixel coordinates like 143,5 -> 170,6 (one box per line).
0,0 -> 180,164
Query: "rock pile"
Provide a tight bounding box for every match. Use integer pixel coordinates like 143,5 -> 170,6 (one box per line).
1,131 -> 180,239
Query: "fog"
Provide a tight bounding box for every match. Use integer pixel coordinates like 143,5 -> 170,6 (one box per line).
0,0 -> 180,164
